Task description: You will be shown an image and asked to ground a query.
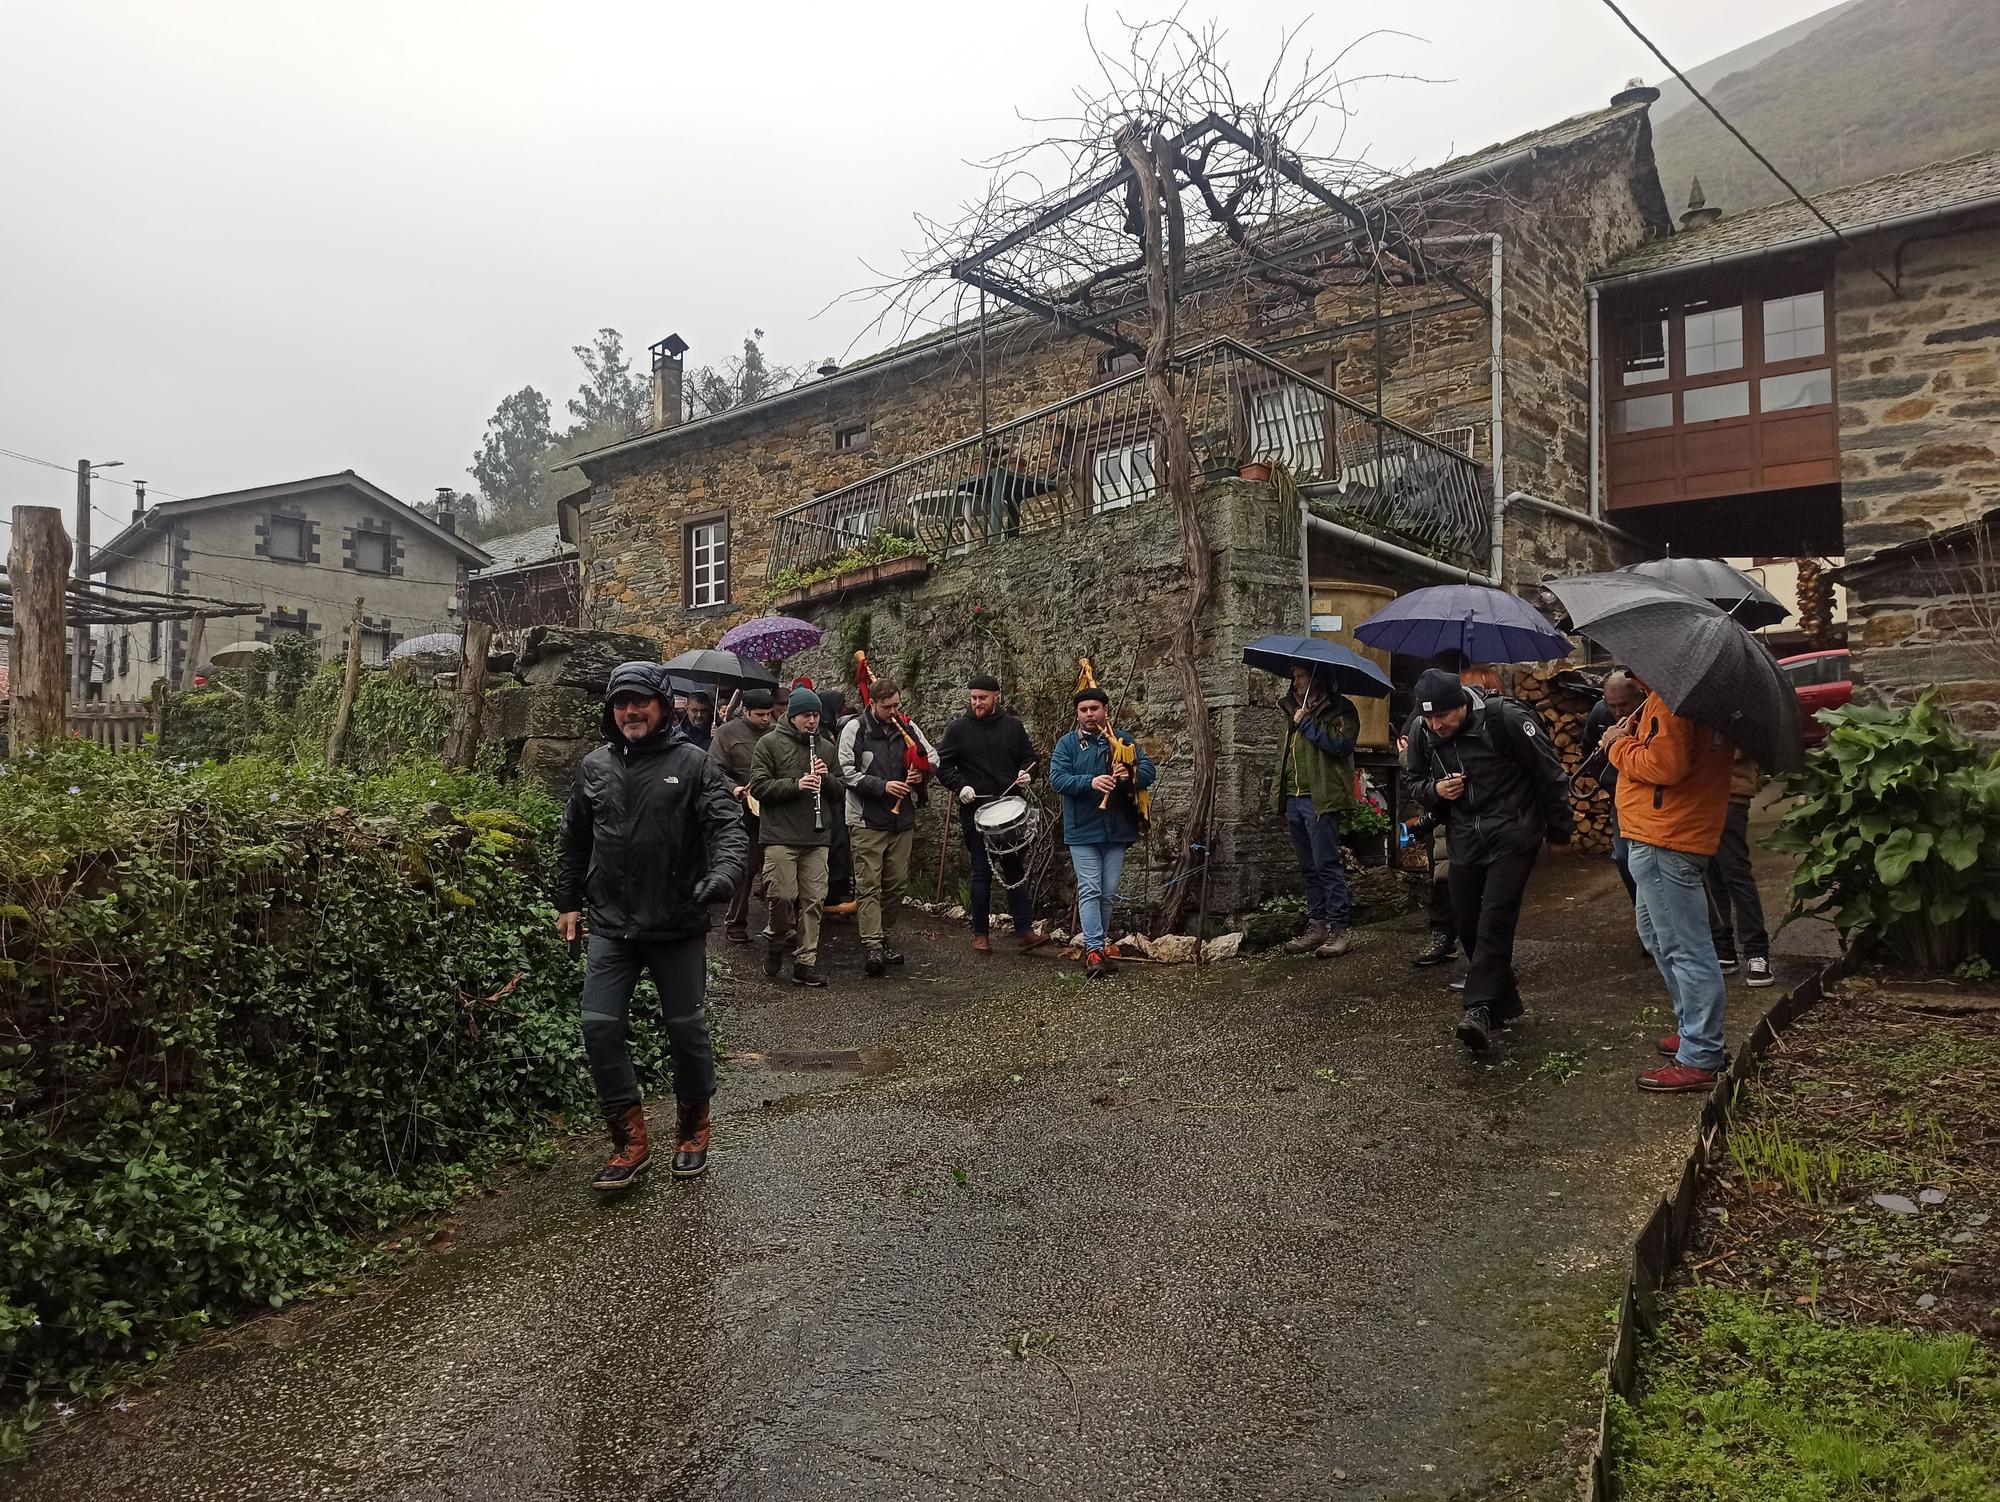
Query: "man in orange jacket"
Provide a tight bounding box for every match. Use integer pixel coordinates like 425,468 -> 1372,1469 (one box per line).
1602,677 -> 1737,1093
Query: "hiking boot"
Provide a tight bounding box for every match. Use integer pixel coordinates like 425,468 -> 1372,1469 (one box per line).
825,900 -> 859,918
864,943 -> 887,977
883,945 -> 905,966
1314,928 -> 1352,959
1017,931 -> 1050,953
763,942 -> 785,979
1282,922 -> 1329,955
1638,1062 -> 1718,1093
972,934 -> 992,954
1491,995 -> 1524,1027
592,1105 -> 650,1192
1746,957 -> 1774,988
791,963 -> 826,988
1411,932 -> 1456,967
1455,1006 -> 1493,1053
1085,948 -> 1107,979
671,1097 -> 711,1179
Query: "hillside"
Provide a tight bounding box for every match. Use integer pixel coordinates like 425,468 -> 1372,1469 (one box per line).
1651,0 -> 2000,215
1649,1 -> 1861,124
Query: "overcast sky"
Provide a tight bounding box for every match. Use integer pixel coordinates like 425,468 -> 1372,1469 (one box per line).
1,0 -> 1847,550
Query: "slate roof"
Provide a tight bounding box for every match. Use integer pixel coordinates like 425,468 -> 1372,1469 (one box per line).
472,522 -> 571,573
1599,149 -> 2000,283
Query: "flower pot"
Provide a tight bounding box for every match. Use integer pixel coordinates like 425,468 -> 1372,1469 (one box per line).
1239,461 -> 1272,482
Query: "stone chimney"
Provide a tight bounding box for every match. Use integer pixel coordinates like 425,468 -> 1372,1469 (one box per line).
1610,77 -> 1660,108
131,480 -> 147,523
817,357 -> 840,379
433,486 -> 458,534
651,333 -> 689,429
1680,176 -> 1723,231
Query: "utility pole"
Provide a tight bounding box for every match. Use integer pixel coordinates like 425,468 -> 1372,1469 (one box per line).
71,458 -> 121,700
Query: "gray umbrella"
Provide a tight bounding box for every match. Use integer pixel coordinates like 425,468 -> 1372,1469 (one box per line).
1544,572 -> 1804,773
1621,557 -> 1790,630
661,648 -> 777,691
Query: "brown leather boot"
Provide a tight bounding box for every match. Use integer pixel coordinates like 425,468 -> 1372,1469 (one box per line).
592,1105 -> 650,1192
672,1097 -> 712,1179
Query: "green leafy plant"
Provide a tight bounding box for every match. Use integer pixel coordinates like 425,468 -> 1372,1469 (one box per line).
0,744 -> 650,1452
769,532 -> 922,596
1766,692 -> 2000,969
1342,797 -> 1390,840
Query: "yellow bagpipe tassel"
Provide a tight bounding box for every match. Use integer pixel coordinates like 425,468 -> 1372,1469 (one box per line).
1077,657 -> 1150,832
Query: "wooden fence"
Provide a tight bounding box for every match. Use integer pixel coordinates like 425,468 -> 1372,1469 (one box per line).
67,702 -> 156,752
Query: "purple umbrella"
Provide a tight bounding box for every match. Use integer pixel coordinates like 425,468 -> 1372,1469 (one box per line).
718,614 -> 822,662
1353,584 -> 1572,664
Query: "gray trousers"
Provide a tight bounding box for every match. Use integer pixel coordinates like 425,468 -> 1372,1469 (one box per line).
580,933 -> 715,1114
1705,801 -> 1769,961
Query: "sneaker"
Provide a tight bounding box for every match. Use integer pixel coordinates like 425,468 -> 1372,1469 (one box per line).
1314,928 -> 1352,958
1282,922 -> 1329,956
671,1098 -> 711,1179
592,1106 -> 650,1192
763,943 -> 784,979
791,963 -> 827,989
864,944 -> 887,978
1638,1063 -> 1717,1093
1448,976 -> 1467,992
1658,1033 -> 1681,1057
1085,948 -> 1107,979
971,934 -> 992,954
724,928 -> 751,945
1717,956 -> 1740,974
1411,933 -> 1456,967
1455,1006 -> 1493,1053
1746,957 -> 1774,988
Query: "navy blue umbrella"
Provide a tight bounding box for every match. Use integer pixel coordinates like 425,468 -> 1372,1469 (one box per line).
1353,584 -> 1572,663
1242,634 -> 1393,698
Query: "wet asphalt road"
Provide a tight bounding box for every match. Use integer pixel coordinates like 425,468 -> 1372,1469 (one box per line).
15,840 -> 1835,1501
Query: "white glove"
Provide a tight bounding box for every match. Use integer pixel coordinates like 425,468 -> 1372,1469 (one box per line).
958,785 -> 977,805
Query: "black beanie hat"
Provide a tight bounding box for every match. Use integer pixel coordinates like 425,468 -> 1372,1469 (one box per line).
1413,668 -> 1469,715
968,674 -> 1001,692
1074,686 -> 1109,706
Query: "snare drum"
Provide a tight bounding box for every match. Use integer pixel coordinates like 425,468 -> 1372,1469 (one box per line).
973,794 -> 1039,859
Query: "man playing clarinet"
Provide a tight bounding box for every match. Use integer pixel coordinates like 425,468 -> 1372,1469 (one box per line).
749,687 -> 844,988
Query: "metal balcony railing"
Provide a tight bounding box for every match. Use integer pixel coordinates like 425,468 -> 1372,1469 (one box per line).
767,336 -> 1489,580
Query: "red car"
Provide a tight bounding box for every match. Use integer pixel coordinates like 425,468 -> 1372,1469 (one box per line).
1779,649 -> 1851,746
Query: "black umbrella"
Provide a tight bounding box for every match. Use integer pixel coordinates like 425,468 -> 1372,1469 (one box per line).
661,649 -> 777,691
1621,557 -> 1790,630
1543,572 -> 1804,773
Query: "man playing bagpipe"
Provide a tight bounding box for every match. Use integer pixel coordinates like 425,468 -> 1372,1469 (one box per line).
839,653 -> 942,977
1048,660 -> 1157,979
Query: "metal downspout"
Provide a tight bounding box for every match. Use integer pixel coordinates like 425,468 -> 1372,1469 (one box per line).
1488,234 -> 1506,581
1587,284 -> 1603,521
1306,513 -> 1495,586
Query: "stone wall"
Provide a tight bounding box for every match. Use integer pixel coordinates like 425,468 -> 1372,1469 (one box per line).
775,480 -> 1309,917
1835,223 -> 2000,557
1843,526 -> 2000,744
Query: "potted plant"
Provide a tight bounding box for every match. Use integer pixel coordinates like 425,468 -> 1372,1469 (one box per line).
1341,796 -> 1392,864
1239,459 -> 1272,482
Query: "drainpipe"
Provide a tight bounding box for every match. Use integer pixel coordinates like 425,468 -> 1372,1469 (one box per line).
1488,234 -> 1506,582
1587,284 -> 1603,522
1307,513 -> 1495,585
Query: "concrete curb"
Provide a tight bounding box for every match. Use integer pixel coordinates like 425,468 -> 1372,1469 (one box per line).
1584,947 -> 1855,1499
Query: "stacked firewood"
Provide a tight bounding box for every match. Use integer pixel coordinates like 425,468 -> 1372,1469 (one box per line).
1511,666 -> 1613,855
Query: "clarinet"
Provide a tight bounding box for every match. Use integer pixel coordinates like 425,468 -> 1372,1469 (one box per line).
811,732 -> 825,833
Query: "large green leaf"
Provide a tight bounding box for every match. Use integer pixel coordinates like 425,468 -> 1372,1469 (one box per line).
1874,828 -> 1934,885
1929,891 -> 1970,924
1935,823 -> 1984,871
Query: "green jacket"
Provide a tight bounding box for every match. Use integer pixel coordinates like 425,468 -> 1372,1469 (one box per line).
1274,690 -> 1359,817
749,720 -> 844,847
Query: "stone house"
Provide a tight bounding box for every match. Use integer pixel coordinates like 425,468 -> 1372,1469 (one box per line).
1591,148 -> 2000,734
90,471 -> 491,699
563,91 -> 1680,912
465,503 -> 583,650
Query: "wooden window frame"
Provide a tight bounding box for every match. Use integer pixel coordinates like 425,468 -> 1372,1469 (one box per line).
833,421 -> 872,454
265,514 -> 310,564
682,512 -> 731,610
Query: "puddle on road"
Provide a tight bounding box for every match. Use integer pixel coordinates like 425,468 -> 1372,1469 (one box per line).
723,1047 -> 903,1076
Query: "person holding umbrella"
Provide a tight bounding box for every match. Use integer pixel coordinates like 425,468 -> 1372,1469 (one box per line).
1581,668 -> 1645,903
708,687 -> 777,944
1274,660 -> 1362,958
1407,668 -> 1573,1052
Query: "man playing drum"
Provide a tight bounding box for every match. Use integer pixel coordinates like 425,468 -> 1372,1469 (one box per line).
938,674 -> 1048,954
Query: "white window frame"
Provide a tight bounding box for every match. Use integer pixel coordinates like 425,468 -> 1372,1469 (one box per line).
686,516 -> 729,608
1249,383 -> 1329,479
1090,439 -> 1158,514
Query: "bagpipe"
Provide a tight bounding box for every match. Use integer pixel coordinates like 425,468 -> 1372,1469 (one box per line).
854,650 -> 932,814
1076,656 -> 1151,832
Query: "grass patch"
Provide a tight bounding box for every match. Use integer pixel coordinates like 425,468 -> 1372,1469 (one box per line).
1611,1286 -> 2000,1499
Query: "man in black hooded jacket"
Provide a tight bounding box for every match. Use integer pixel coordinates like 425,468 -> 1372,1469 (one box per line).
555,662 -> 748,1190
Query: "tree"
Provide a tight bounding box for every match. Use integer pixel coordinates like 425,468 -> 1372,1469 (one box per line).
566,328 -> 647,438
689,329 -> 804,417
467,386 -> 554,537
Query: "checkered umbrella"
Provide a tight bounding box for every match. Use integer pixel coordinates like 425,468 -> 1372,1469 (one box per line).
717,615 -> 822,662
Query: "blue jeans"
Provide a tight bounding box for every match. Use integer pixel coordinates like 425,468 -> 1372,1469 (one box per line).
1069,842 -> 1129,953
1629,841 -> 1727,1072
1283,795 -> 1349,928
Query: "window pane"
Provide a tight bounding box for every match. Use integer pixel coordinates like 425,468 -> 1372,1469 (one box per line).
269,517 -> 306,561
1613,393 -> 1674,433
1763,292 -> 1826,362
1684,381 -> 1750,423
689,520 -> 728,605
1251,386 -> 1326,476
1092,441 -> 1156,512
1760,369 -> 1833,412
1682,303 -> 1742,376
1616,309 -> 1670,385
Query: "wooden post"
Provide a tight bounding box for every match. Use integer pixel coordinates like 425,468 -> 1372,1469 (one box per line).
8,506 -> 72,756
445,621 -> 494,769
324,598 -> 365,766
180,614 -> 207,689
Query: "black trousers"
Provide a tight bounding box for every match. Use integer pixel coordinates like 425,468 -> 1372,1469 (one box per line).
579,934 -> 714,1114
1448,846 -> 1540,1013
1705,801 -> 1769,960
1428,873 -> 1456,942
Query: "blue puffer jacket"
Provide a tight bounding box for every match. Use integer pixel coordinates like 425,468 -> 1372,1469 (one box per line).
1048,727 -> 1158,847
